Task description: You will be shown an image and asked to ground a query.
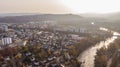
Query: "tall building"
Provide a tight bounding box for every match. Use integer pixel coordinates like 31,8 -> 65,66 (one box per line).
2,37 -> 12,45
1,25 -> 8,32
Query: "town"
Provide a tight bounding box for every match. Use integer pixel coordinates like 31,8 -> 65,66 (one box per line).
0,22 -> 108,67
0,0 -> 120,67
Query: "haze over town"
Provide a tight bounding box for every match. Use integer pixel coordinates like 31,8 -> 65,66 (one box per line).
0,0 -> 120,67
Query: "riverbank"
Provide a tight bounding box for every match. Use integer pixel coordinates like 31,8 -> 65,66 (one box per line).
77,27 -> 119,67
95,38 -> 120,67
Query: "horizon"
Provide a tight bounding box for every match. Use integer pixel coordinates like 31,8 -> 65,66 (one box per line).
0,11 -> 120,15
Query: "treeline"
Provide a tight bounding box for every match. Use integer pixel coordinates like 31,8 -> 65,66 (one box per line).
0,36 -> 105,67
94,38 -> 120,67
70,36 -> 106,58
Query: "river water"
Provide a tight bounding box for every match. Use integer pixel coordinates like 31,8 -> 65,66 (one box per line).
77,27 -> 120,67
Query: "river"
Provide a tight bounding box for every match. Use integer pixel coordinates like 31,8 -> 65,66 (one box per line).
77,27 -> 120,67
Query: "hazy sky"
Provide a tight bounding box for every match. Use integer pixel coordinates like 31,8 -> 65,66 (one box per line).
0,0 -> 120,14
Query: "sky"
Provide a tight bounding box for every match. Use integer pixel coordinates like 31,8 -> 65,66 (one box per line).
0,0 -> 120,14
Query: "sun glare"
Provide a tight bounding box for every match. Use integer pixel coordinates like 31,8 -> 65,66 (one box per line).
60,0 -> 120,13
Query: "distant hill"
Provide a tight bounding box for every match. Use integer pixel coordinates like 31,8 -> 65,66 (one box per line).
80,12 -> 120,23
0,13 -> 37,17
106,12 -> 120,20
0,14 -> 82,23
80,12 -> 120,18
80,13 -> 107,17
0,12 -> 120,24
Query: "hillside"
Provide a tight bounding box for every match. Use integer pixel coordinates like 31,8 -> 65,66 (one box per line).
0,14 -> 82,23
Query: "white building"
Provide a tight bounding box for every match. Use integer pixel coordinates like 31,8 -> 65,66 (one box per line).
0,25 -> 8,31
70,34 -> 85,40
79,28 -> 86,33
2,37 -> 12,45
